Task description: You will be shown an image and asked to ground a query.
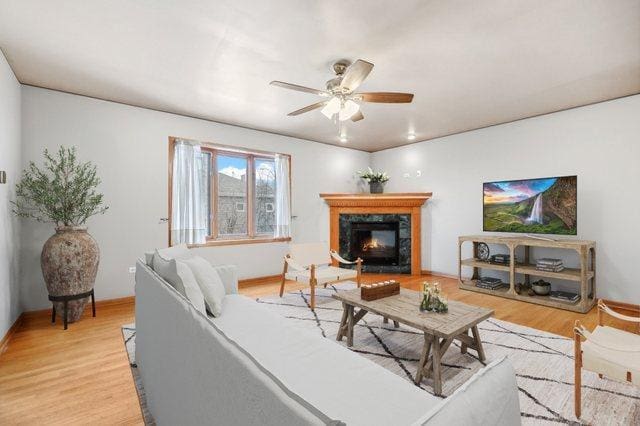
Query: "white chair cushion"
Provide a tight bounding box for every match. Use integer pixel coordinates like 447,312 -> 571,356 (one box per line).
181,256 -> 227,317
285,266 -> 357,285
582,325 -> 640,386
289,242 -> 331,268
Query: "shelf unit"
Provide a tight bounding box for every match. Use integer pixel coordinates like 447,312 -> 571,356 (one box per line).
458,235 -> 596,313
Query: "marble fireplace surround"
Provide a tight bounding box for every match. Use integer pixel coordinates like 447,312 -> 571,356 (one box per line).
320,193 -> 432,275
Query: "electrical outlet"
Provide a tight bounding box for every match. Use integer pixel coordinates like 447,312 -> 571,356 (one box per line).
128,266 -> 136,274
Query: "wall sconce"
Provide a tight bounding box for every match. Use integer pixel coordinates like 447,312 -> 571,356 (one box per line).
0,171 -> 6,184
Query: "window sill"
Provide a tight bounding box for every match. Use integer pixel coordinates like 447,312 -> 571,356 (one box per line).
188,236 -> 291,248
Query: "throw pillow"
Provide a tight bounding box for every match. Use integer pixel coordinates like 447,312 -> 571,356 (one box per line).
153,255 -> 206,314
180,256 -> 226,317
152,244 -> 193,290
175,260 -> 207,314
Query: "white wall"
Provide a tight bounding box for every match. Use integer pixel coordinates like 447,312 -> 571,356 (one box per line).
0,50 -> 22,337
372,95 -> 640,302
20,87 -> 370,311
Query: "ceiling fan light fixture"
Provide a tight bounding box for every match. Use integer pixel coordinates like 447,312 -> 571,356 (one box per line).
338,99 -> 360,121
321,97 -> 341,119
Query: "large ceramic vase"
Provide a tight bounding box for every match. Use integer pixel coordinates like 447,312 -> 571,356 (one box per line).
41,226 -> 100,323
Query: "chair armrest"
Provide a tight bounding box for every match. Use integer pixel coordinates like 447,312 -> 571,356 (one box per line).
285,257 -> 308,271
212,264 -> 238,295
599,300 -> 640,324
330,250 -> 361,265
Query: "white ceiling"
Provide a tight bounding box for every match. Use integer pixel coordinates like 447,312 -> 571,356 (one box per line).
1,0 -> 639,152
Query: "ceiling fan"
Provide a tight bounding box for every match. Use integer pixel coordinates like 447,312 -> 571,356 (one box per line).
270,59 -> 414,122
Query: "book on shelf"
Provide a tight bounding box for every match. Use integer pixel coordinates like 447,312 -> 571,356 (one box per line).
490,254 -> 511,265
476,282 -> 507,290
536,258 -> 563,266
476,277 -> 506,290
549,290 -> 580,303
536,265 -> 565,272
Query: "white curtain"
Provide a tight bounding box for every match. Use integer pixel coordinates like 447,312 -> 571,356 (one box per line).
274,154 -> 291,238
171,140 -> 208,245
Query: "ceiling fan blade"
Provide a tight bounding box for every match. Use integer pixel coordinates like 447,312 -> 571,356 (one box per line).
270,81 -> 330,97
356,92 -> 414,103
350,110 -> 364,122
339,59 -> 374,93
287,100 -> 329,116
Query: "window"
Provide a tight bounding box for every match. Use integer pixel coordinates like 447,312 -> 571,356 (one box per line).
254,158 -> 276,234
169,137 -> 291,246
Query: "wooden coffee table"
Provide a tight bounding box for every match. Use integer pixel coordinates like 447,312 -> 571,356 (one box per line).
333,288 -> 493,395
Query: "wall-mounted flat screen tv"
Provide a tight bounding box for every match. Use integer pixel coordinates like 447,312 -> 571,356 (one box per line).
483,175 -> 577,235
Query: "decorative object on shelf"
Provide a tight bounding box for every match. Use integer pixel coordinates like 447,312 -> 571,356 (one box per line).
360,280 -> 399,301
477,242 -> 490,261
12,146 -> 108,326
356,167 -> 389,194
0,170 -> 6,184
420,282 -> 448,313
531,279 -> 551,295
514,282 -> 532,295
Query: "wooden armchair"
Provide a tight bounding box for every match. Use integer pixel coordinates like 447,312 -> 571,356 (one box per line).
279,243 -> 362,311
574,299 -> 640,418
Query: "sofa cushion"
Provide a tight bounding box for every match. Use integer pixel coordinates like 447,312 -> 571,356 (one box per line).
153,254 -> 206,314
156,243 -> 191,261
212,295 -> 440,425
144,251 -> 155,267
412,356 -> 521,425
180,256 -> 227,317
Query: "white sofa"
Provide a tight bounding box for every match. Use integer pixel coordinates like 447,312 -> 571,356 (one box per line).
135,259 -> 521,425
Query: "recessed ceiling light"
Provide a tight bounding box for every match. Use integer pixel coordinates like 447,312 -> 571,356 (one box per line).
407,133 -> 416,141
340,136 -> 348,143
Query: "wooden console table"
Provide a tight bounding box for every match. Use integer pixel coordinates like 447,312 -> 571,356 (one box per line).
458,235 -> 596,313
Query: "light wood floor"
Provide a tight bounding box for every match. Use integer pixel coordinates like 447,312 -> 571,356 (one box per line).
1,273 -> 636,425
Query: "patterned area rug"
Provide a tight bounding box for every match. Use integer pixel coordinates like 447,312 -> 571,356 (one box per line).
122,282 -> 639,425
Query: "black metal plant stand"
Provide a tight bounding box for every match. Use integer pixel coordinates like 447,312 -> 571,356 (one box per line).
49,289 -> 96,330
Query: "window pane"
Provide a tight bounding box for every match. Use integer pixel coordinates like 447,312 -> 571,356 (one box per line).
217,155 -> 248,236
196,151 -> 212,236
255,158 -> 276,234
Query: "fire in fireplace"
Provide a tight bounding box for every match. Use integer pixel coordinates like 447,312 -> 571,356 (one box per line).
350,221 -> 400,266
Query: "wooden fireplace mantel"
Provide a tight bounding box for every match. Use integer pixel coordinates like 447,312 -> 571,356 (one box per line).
319,193 -> 432,207
320,193 -> 432,275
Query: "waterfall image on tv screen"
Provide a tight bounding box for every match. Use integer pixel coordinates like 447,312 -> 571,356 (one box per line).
483,176 -> 577,235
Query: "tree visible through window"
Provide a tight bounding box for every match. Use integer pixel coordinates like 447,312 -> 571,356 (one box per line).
255,158 -> 276,234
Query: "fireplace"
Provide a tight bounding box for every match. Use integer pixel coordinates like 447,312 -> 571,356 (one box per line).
337,213 -> 412,274
350,222 -> 400,266
320,193 -> 431,275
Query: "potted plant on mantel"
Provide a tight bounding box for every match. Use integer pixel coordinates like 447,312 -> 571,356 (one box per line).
12,146 -> 108,324
357,167 -> 390,194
